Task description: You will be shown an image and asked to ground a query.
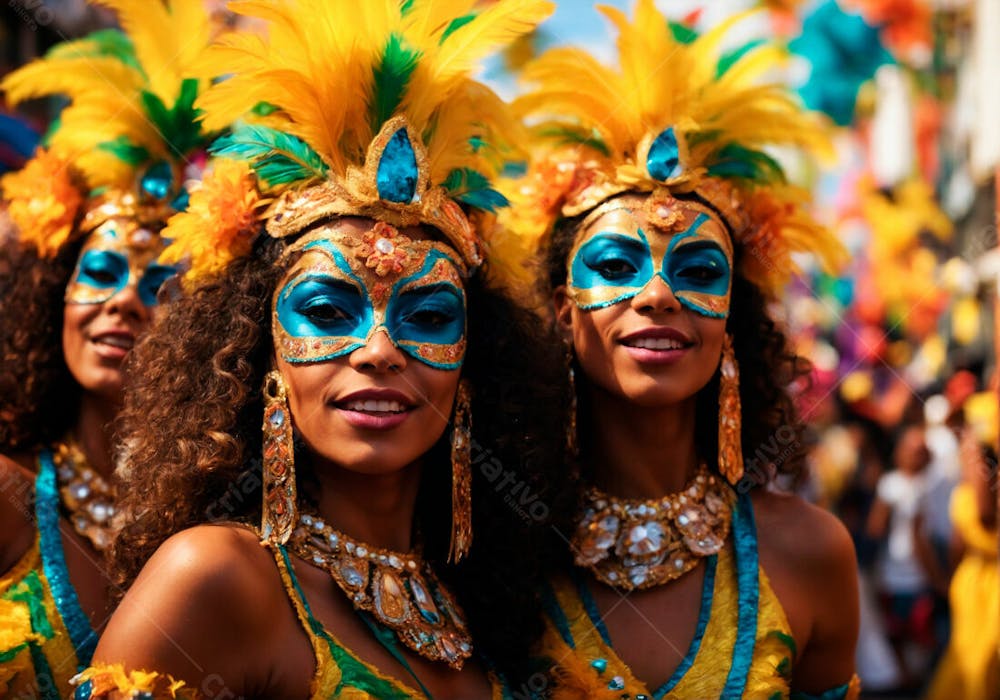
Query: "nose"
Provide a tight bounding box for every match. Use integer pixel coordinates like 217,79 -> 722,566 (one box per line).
349,327 -> 407,373
630,274 -> 681,314
104,282 -> 150,323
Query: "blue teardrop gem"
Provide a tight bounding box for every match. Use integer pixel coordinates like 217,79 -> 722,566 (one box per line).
170,187 -> 190,212
646,127 -> 682,181
376,128 -> 418,203
141,161 -> 174,200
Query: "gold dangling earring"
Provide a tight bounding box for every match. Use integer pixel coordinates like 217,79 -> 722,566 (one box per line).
261,369 -> 297,545
718,334 -> 744,485
448,379 -> 473,563
566,347 -> 579,458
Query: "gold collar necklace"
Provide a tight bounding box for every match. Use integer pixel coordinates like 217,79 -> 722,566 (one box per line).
54,438 -> 117,551
571,465 -> 734,591
288,513 -> 473,670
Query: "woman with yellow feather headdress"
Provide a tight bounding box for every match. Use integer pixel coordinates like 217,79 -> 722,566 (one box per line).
500,2 -> 861,698
72,1 -> 567,698
0,1 -> 230,696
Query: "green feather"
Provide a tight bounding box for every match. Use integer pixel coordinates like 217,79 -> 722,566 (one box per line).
140,79 -> 205,158
707,143 -> 786,184
252,101 -> 279,116
768,630 -> 799,658
537,125 -> 610,157
669,21 -> 699,45
98,136 -> 150,166
46,29 -> 143,74
399,0 -> 414,16
717,39 -> 764,78
442,168 -> 508,212
441,14 -> 476,43
371,33 -> 422,132
210,123 -> 329,188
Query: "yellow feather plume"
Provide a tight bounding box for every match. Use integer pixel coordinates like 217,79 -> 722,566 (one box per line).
497,0 -> 841,297
197,0 -> 554,184
90,0 -> 211,104
1,0 -> 224,191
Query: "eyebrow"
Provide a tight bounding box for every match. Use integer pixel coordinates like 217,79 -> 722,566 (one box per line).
399,282 -> 463,298
282,273 -> 362,301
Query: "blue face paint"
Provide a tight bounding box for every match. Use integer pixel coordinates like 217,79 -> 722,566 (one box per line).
65,222 -> 175,307
567,202 -> 733,318
273,228 -> 468,369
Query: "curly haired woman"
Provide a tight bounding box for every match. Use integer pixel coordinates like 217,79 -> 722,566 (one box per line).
74,1 -> 569,698
0,1 -> 226,695
0,0 -> 238,698
500,3 -> 861,698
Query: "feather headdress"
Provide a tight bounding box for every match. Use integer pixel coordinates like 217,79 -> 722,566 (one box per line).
163,0 -> 554,282
499,0 -> 846,296
1,0 -> 226,258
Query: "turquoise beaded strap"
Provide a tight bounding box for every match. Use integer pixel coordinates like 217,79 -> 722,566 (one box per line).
36,448 -> 98,668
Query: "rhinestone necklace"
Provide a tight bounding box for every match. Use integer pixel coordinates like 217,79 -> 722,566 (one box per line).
54,438 -> 117,551
287,513 -> 473,670
571,465 -> 734,591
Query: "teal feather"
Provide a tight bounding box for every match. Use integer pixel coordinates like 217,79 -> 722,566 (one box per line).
443,168 -> 508,212
210,123 -> 329,188
441,15 -> 476,43
537,125 -> 610,157
707,143 -> 786,184
371,33 -> 422,132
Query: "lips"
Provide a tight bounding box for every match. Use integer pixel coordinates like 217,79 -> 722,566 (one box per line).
619,326 -> 694,364
333,388 -> 415,430
342,399 -> 407,413
89,330 -> 136,359
92,333 -> 135,350
619,326 -> 694,348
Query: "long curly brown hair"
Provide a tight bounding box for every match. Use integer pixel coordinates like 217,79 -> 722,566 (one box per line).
0,229 -> 82,453
544,199 -> 811,489
111,232 -> 574,686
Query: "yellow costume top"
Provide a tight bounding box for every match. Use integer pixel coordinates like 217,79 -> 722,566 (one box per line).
924,482 -> 999,700
539,495 -> 861,700
0,448 -> 99,699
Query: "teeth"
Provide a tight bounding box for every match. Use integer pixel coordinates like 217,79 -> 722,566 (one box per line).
629,337 -> 684,350
96,336 -> 133,350
344,399 -> 406,413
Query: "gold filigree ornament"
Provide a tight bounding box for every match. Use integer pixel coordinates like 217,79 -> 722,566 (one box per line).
288,513 -> 473,670
264,116 -> 481,270
54,438 -> 117,551
571,465 -> 735,591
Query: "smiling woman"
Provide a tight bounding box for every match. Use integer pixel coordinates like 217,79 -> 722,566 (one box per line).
499,1 -> 861,698
0,0 -> 227,694
72,1 -> 568,699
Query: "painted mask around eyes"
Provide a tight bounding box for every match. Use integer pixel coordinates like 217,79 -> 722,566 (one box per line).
273,221 -> 468,370
566,194 -> 735,319
65,218 -> 177,307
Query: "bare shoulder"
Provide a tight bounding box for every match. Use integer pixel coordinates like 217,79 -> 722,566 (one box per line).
94,524 -> 287,692
0,452 -> 36,572
750,488 -> 856,576
750,489 -> 859,690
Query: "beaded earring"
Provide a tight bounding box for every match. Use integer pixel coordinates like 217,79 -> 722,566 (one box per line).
448,379 -> 473,562
718,334 -> 744,485
261,370 -> 297,545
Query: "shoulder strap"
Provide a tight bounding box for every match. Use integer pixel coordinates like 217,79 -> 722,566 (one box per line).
34,448 -> 97,668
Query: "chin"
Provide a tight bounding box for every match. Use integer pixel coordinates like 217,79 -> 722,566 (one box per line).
618,376 -> 705,408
